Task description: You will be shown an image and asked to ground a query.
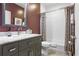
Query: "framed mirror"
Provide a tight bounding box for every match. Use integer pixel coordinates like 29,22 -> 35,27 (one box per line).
3,3 -> 27,27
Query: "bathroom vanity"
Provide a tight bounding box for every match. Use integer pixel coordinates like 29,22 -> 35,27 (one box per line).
0,34 -> 42,56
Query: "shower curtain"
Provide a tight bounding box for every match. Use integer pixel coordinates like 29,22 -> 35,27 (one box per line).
65,5 -> 75,56
45,9 -> 65,46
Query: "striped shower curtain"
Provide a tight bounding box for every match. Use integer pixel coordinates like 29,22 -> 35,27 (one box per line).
65,5 -> 75,56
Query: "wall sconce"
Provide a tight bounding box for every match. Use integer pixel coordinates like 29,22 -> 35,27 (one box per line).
29,4 -> 37,11
17,10 -> 23,15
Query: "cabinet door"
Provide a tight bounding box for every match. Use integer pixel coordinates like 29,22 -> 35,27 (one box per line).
34,38 -> 41,56
19,39 -> 29,51
35,43 -> 41,56
19,49 -> 29,56
28,37 -> 41,56
28,42 -> 36,56
28,47 -> 35,56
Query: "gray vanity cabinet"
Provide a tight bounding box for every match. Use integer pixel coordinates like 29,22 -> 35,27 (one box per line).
0,36 -> 41,56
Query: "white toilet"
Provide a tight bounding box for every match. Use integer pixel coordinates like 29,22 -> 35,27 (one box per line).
42,41 -> 57,55
42,41 -> 51,55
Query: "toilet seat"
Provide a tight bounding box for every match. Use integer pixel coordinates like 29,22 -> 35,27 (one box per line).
42,41 -> 51,47
42,41 -> 57,48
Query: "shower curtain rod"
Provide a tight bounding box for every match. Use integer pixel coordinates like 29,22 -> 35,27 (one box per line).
42,4 -> 74,14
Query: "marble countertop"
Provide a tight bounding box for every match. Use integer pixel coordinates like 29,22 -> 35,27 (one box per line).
0,34 -> 42,45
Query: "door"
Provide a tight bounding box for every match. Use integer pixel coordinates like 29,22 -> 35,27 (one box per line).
65,5 -> 75,56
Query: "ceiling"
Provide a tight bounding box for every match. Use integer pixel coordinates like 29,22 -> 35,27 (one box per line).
15,3 -> 71,8
15,3 -> 73,9
41,3 -> 72,9
15,3 -> 25,8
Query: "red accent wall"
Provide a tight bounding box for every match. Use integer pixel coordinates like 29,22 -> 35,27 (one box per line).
27,3 -> 40,34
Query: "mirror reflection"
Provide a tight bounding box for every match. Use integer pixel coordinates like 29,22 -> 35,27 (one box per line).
4,3 -> 26,26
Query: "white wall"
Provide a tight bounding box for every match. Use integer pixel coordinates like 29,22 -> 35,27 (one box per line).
45,4 -> 73,13
41,3 -> 73,13
40,4 -> 46,13
46,9 -> 65,46
75,3 -> 79,56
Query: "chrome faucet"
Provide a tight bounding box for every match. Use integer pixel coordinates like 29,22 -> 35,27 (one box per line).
17,27 -> 20,35
7,27 -> 11,36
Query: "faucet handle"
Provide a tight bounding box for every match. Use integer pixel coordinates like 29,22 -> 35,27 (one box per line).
7,27 -> 11,31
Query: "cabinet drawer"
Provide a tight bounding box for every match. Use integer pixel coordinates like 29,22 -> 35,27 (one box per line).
19,39 -> 28,51
3,42 -> 18,56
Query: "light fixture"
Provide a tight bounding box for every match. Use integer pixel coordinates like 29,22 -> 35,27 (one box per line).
17,10 -> 23,15
29,4 -> 37,10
